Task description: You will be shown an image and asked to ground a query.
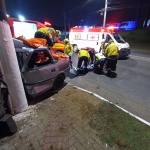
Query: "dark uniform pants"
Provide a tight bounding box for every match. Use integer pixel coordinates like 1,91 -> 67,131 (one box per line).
106,56 -> 118,72
77,56 -> 89,69
77,56 -> 89,74
88,51 -> 94,64
93,58 -> 106,74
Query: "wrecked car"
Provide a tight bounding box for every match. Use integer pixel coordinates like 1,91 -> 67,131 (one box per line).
13,39 -> 70,97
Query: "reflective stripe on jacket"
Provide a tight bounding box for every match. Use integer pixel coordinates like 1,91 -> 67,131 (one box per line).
78,49 -> 90,58
101,43 -> 108,54
105,42 -> 119,57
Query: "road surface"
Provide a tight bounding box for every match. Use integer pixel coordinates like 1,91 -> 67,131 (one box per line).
66,49 -> 150,123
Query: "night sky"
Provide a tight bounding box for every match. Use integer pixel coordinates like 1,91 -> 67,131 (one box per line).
5,0 -> 149,28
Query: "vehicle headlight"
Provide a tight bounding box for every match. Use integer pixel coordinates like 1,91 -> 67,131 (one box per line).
118,45 -> 122,50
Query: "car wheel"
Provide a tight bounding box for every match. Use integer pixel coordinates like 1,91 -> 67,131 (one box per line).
52,74 -> 65,91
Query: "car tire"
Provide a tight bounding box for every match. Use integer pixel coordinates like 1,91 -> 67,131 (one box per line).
52,74 -> 65,91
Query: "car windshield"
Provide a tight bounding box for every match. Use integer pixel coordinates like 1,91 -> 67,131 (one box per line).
112,33 -> 126,43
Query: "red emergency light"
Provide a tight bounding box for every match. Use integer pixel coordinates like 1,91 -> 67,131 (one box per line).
101,29 -> 105,32
107,26 -> 118,32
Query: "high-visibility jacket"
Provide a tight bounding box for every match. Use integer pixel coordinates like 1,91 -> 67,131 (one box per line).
105,42 -> 119,57
78,49 -> 90,59
95,53 -> 106,61
101,43 -> 108,54
37,27 -> 55,37
64,44 -> 73,56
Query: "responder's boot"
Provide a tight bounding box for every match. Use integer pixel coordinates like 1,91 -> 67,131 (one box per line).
83,68 -> 88,75
106,70 -> 111,77
98,69 -> 103,74
110,72 -> 117,78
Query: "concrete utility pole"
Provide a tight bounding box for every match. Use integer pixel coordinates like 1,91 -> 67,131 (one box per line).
103,0 -> 108,27
0,0 -> 28,113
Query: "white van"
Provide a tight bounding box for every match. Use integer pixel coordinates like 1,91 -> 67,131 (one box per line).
69,26 -> 131,58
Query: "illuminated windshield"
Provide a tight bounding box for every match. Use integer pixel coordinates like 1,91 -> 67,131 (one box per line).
112,33 -> 126,43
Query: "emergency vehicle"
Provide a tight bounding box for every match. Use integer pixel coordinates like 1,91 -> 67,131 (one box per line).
69,26 -> 131,58
8,17 -> 45,39
8,17 -> 65,53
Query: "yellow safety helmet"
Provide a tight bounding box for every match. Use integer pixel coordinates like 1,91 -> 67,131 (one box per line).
56,30 -> 61,37
101,39 -> 106,43
56,30 -> 61,36
64,38 -> 69,43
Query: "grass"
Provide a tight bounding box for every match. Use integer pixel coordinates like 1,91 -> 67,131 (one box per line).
90,102 -> 150,150
118,29 -> 150,51
88,29 -> 150,149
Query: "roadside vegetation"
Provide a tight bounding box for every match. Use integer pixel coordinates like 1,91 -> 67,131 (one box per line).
119,28 -> 150,51
87,28 -> 150,150
89,102 -> 150,150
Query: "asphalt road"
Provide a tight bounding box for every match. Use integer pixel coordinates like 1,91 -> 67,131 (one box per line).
66,49 -> 150,123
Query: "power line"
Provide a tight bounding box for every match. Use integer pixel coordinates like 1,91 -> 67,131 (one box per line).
97,3 -> 150,13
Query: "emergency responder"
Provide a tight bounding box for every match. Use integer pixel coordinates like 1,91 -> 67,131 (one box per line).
77,48 -> 90,75
54,30 -> 64,43
99,39 -> 108,54
64,38 -> 73,68
104,39 -> 119,78
86,48 -> 95,65
93,52 -> 106,74
34,27 -> 56,47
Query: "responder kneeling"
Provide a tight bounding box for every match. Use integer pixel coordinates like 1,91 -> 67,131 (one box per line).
77,48 -> 90,76
93,52 -> 106,74
104,39 -> 119,78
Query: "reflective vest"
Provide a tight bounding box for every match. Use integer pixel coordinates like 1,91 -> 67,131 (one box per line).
105,42 -> 119,57
64,44 -> 73,56
95,53 -> 106,60
101,43 -> 108,54
37,27 -> 55,36
78,49 -> 90,58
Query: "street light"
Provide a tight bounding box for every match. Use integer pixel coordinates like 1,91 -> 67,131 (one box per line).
103,0 -> 108,27
18,15 -> 25,21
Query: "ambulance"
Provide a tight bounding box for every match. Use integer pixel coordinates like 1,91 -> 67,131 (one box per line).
69,26 -> 131,58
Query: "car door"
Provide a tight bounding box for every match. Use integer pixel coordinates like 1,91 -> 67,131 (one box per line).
22,49 -> 59,95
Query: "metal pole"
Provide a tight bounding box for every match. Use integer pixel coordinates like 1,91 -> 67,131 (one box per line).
103,0 -> 108,27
